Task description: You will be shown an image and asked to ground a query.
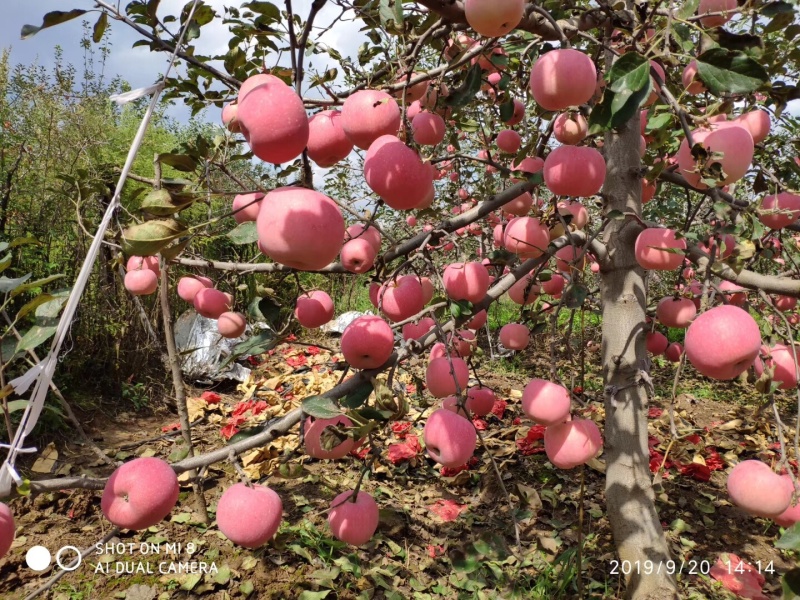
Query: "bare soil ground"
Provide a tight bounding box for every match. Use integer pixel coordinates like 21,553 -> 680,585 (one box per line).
0,333 -> 796,600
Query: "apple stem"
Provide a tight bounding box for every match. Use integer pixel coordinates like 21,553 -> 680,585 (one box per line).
228,451 -> 252,488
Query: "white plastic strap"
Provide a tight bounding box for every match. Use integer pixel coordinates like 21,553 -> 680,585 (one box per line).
0,0 -> 201,497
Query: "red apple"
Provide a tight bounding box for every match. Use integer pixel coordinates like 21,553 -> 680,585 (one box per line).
124,270 -> 158,296
378,275 -> 424,321
237,74 -> 308,165
217,483 -> 282,548
499,323 -> 530,350
194,288 -> 232,319
544,419 -> 602,469
522,379 -> 570,426
443,262 -> 490,304
341,90 -> 400,150
529,49 -> 596,111
727,460 -> 792,518
295,290 -> 334,328
217,312 -> 246,338
634,228 -> 686,271
341,315 -> 394,369
685,305 -> 761,380
426,356 -> 469,398
423,408 -> 477,467
231,192 -> 264,224
328,490 -> 380,545
101,457 -> 179,530
177,276 -> 213,303
307,110 -> 353,168
257,187 -> 345,271
0,503 -> 14,558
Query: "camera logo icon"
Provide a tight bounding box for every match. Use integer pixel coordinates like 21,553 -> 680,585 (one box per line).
25,545 -> 81,572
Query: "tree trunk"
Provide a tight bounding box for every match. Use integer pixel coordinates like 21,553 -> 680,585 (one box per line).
599,112 -> 679,600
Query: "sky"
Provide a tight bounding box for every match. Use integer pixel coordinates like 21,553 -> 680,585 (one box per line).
2,1 -> 366,122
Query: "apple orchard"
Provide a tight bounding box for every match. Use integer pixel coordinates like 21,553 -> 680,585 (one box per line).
2,0 -> 800,598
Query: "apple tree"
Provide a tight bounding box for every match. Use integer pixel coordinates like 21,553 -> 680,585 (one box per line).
4,0 -> 800,598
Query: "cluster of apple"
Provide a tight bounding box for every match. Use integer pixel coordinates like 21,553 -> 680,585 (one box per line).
122,254 -> 246,338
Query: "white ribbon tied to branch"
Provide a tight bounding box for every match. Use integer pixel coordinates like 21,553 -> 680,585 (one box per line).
0,0 -> 201,497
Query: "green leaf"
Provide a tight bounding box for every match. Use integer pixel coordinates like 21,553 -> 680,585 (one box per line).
0,274 -> 32,294
10,274 -> 64,297
16,324 -> 57,352
227,426 -> 265,445
15,294 -> 55,321
226,221 -> 259,245
676,0 -> 700,19
696,48 -> 769,96
302,395 -> 342,419
92,11 -> 108,43
708,29 -> 763,58
446,64 -> 483,110
340,380 -> 373,409
21,10 -> 87,39
781,568 -> 800,599
7,400 -> 29,413
378,0 -> 403,32
606,52 -> 651,94
219,330 -> 278,368
562,283 -> 588,309
239,580 -> 255,596
242,1 -> 281,19
589,53 -> 651,135
777,522 -> 800,550
122,219 -> 186,256
157,153 -> 197,172
140,189 -> 195,216
499,100 -> 515,122
299,591 -> 331,600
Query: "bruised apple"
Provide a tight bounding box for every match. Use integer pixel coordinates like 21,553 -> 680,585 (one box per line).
328,490 -> 379,546
423,408 -> 477,467
101,457 -> 179,530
